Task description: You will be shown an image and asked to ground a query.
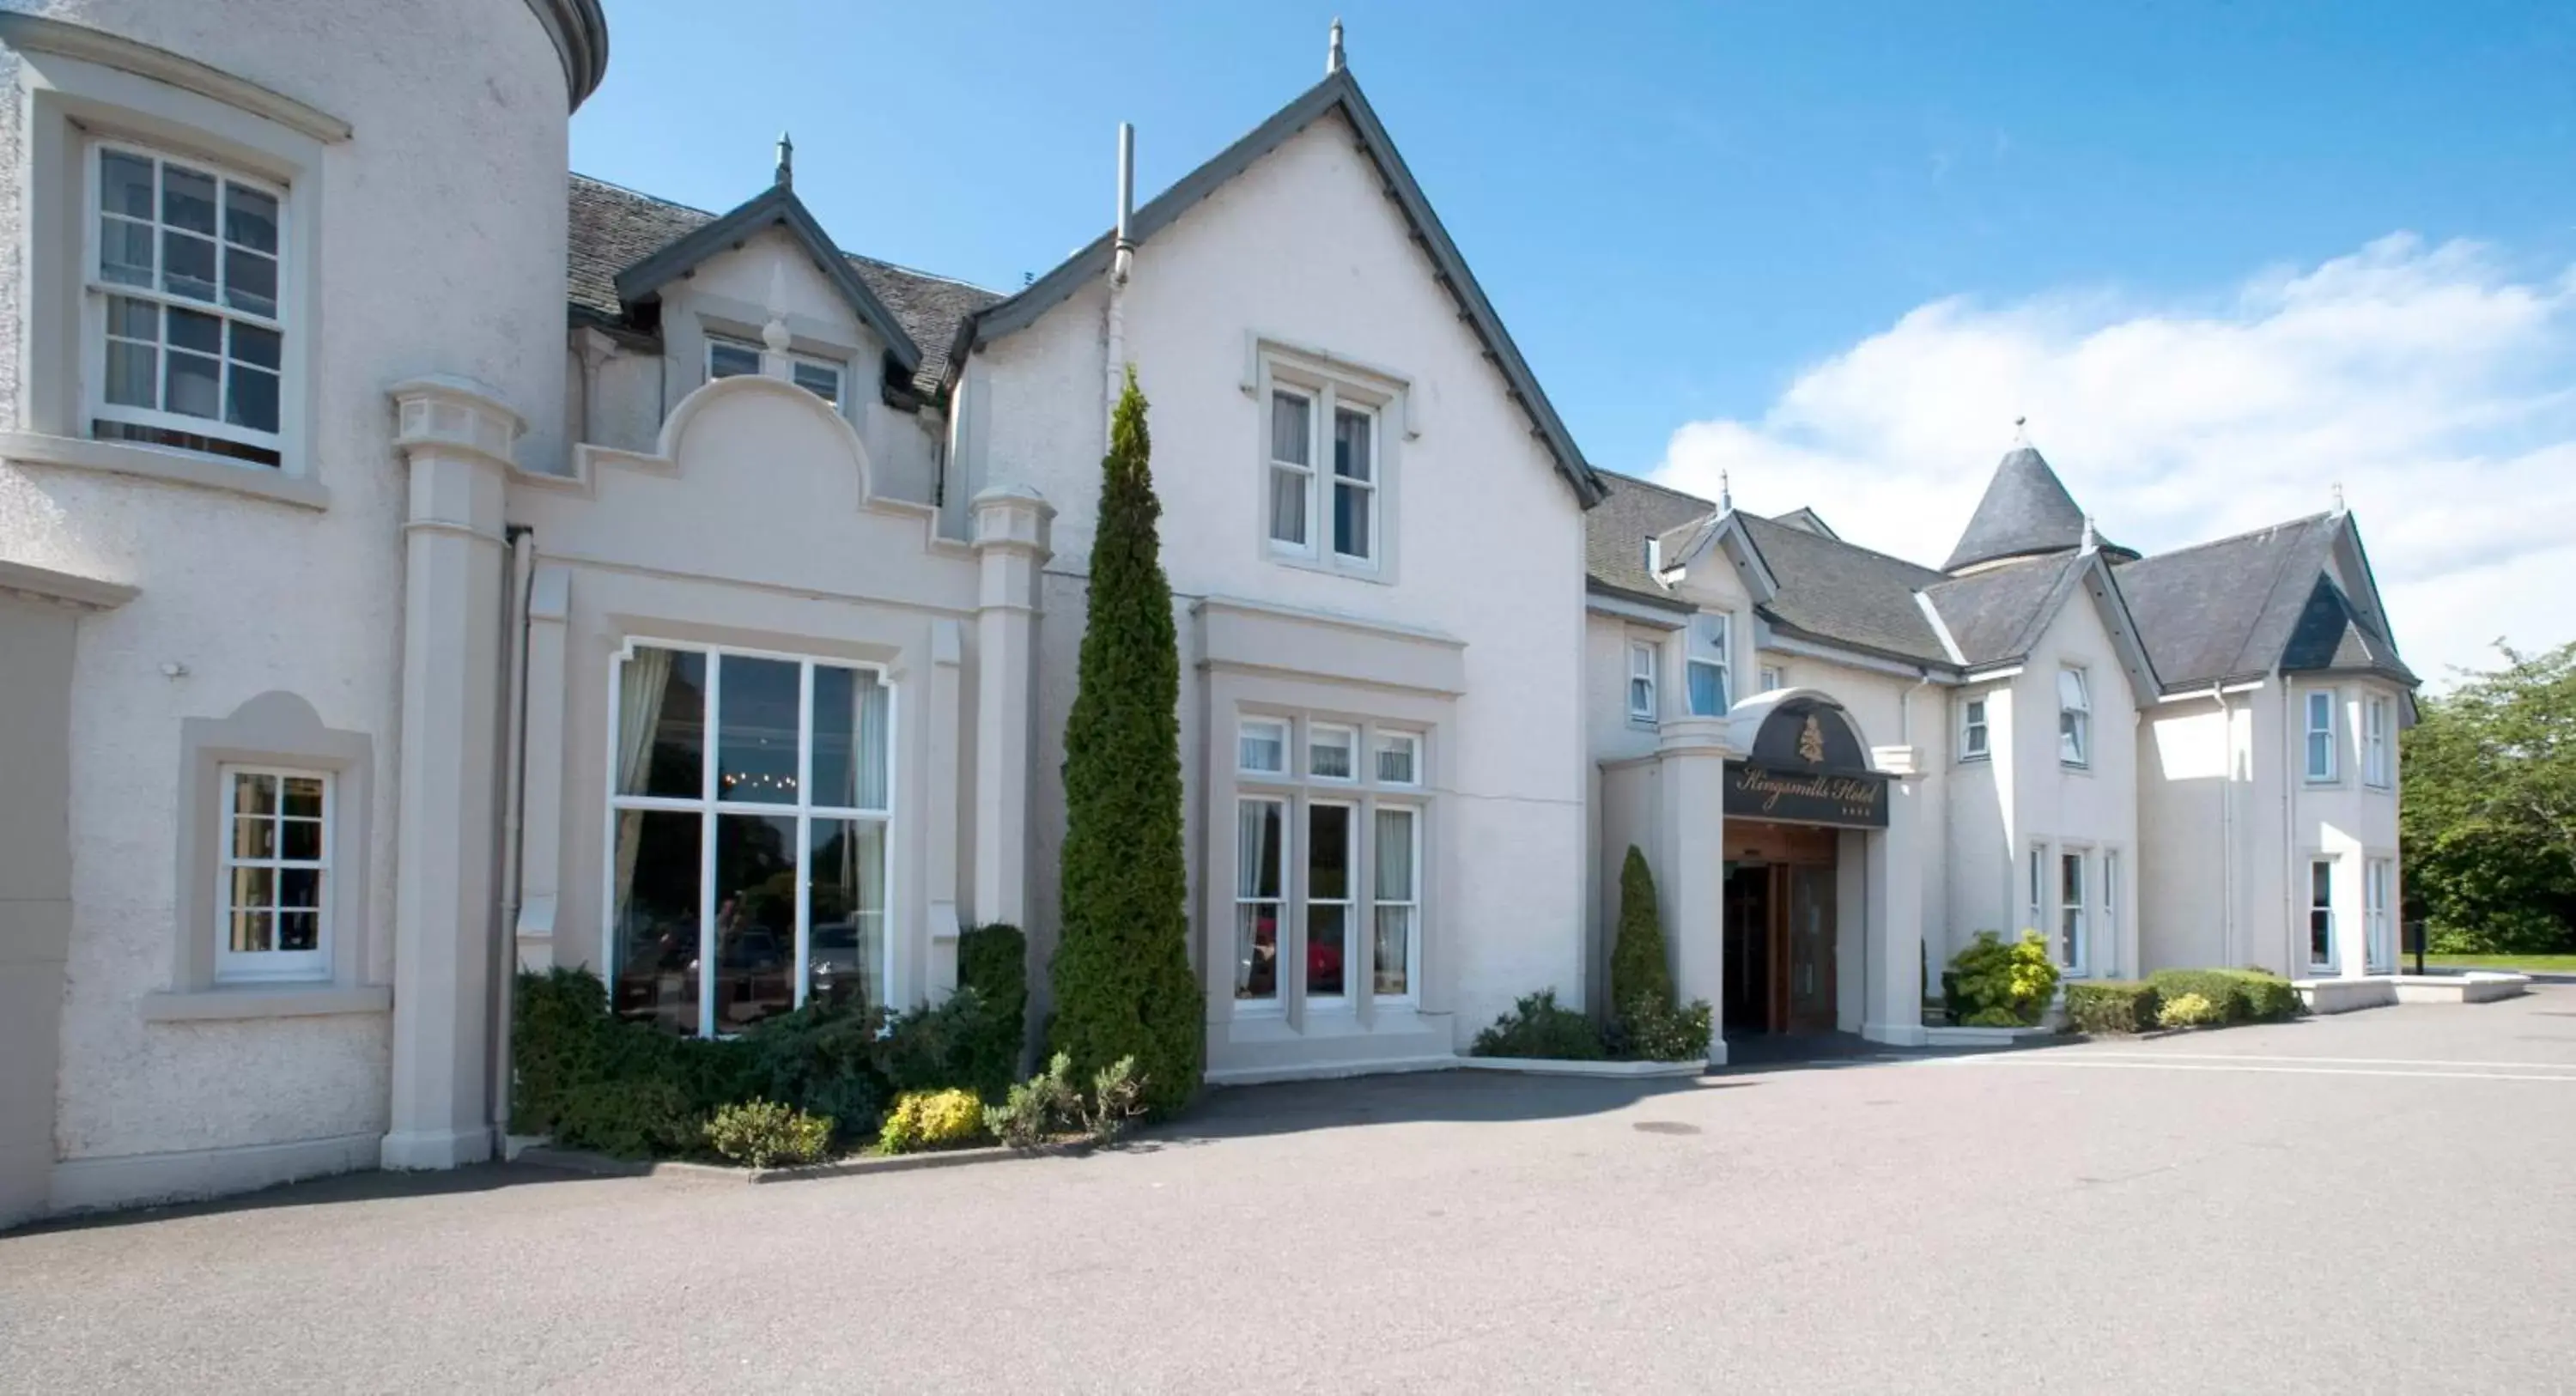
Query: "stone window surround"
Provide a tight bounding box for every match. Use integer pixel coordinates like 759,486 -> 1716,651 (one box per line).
143,690 -> 384,1022
683,301 -> 867,426
1249,337 -> 1408,586
1230,707 -> 1432,1018
5,20 -> 341,512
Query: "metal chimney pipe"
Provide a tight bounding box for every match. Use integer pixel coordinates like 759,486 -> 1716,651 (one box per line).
1115,122 -> 1136,255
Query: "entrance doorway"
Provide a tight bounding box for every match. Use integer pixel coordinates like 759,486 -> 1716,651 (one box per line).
1719,820 -> 1839,1036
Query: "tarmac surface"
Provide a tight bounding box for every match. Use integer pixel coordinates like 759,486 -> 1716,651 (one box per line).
7,987 -> 2573,1393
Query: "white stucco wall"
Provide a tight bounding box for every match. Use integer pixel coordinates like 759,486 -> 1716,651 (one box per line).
2003,586 -> 2143,979
974,111 -> 1591,1055
0,0 -> 570,1188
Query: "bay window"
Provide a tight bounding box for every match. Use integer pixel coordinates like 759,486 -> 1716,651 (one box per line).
2308,859 -> 2337,971
2306,689 -> 2339,782
90,143 -> 285,467
607,642 -> 892,1036
2363,695 -> 2391,788
1686,612 -> 1731,716
2365,857 -> 2395,973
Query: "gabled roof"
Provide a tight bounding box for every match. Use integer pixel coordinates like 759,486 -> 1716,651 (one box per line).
1772,507 -> 1839,539
612,180 -> 925,375
1943,444 -> 2128,573
2116,512 -> 2417,689
1584,472 -> 1712,609
567,175 -> 1003,398
1736,513 -> 1953,665
1922,555 -> 2081,666
963,68 -> 1606,508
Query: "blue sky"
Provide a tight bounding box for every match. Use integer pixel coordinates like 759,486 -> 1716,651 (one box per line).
574,1 -> 2576,677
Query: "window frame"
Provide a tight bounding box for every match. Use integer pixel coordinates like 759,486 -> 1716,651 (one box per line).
2057,848 -> 2088,977
1307,721 -> 1359,783
2307,857 -> 2338,973
2027,843 -> 2046,940
1233,793 -> 1290,1009
705,334 -> 762,381
1238,716 -> 1291,777
2362,694 -> 2391,789
2364,856 -> 2395,974
1258,352 -> 1397,580
212,764 -> 332,986
1759,665 -> 1785,694
1959,695 -> 1990,763
2305,689 -> 2340,783
1370,803 -> 1423,1004
2057,666 -> 2092,768
1372,731 -> 1422,788
2101,847 -> 2121,980
602,640 -> 897,1039
1627,640 -> 1659,724
1303,798 -> 1358,1007
1686,612 -> 1732,717
789,352 -> 845,408
83,138 -> 290,470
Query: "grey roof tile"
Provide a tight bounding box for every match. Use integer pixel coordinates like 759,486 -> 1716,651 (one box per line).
567,173 -> 1001,398
1584,470 -> 1715,604
1736,513 -> 1953,665
1921,557 -> 2081,666
1943,444 -> 2125,572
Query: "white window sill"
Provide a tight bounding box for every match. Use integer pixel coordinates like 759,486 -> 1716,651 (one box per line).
1268,548 -> 1393,586
141,983 -> 389,1022
0,429 -> 327,511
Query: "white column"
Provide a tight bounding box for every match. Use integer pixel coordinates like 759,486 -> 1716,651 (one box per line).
383,377 -> 519,1171
969,483 -> 1053,930
514,565 -> 569,972
925,618 -> 964,999
1863,745 -> 1927,1046
1655,716 -> 1731,1065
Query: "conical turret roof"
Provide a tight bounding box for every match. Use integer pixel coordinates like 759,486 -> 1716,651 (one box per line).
1942,444 -> 2118,572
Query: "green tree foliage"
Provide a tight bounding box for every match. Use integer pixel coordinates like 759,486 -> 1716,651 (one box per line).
1048,369 -> 1204,1114
2402,642 -> 2576,953
1609,846 -> 1675,1015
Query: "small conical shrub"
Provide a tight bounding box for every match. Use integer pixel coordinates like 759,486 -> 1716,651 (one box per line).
1048,367 -> 1204,1114
1610,845 -> 1675,1013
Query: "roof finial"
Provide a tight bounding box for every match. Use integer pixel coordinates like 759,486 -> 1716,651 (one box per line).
1327,16 -> 1346,74
775,130 -> 793,189
1718,469 -> 1734,513
2080,513 -> 2099,554
2331,481 -> 2347,517
2012,415 -> 2030,448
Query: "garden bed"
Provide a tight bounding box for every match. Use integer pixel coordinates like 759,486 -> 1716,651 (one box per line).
514,1138 -> 1092,1185
1455,1055 -> 1707,1078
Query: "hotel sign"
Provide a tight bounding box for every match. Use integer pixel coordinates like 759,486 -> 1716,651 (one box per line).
1725,762 -> 1889,828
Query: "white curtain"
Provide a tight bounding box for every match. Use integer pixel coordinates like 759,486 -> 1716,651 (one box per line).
1374,807 -> 1414,995
854,672 -> 890,810
1237,801 -> 1269,899
611,647 -> 675,932
855,822 -> 886,1007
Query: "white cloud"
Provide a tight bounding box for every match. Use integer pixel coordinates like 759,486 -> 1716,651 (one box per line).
1653,234 -> 2576,687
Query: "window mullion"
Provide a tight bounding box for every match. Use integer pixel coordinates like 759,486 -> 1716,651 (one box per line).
698,651 -> 722,1038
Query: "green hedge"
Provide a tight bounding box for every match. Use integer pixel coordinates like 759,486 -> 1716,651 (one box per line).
2063,980 -> 2160,1035
2143,968 -> 2303,1024
512,967 -> 1028,1160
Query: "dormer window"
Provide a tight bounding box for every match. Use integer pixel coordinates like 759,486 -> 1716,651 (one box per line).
792,357 -> 842,408
707,336 -> 762,380
90,143 -> 286,468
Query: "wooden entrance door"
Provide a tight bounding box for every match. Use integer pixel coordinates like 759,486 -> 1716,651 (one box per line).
1725,822 -> 1840,1035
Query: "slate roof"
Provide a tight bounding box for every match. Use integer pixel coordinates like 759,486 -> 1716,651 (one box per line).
1772,507 -> 1839,538
963,68 -> 1606,507
1942,445 -> 2127,573
2114,513 -> 2415,689
1922,556 -> 2083,667
1735,513 -> 1952,665
566,173 -> 1001,398
1583,471 -> 1715,605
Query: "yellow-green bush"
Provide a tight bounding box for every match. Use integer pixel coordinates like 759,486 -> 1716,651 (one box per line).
2156,992 -> 2224,1029
1943,931 -> 2062,1027
878,1088 -> 987,1154
703,1100 -> 833,1168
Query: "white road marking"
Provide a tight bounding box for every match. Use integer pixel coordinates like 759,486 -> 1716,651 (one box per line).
1929,1058 -> 2576,1083
2041,1052 -> 2576,1071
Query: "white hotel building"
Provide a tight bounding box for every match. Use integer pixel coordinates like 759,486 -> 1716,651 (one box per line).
0,2 -> 2414,1224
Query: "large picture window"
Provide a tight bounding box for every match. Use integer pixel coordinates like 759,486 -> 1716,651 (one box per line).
607,643 -> 892,1036
89,142 -> 286,468
1229,710 -> 1426,1014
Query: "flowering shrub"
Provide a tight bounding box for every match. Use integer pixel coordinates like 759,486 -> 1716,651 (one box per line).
877,1089 -> 987,1154
1944,931 -> 2061,1028
702,1100 -> 833,1168
2156,992 -> 2224,1029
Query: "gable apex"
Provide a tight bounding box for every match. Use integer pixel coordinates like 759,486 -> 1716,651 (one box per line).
966,69 -> 1606,508
611,182 -> 924,374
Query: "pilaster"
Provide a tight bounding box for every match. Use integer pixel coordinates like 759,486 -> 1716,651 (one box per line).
514,565 -> 570,972
382,376 -> 518,1171
969,483 -> 1053,932
1863,744 -> 1927,1047
926,619 -> 964,998
1653,716 -> 1733,1063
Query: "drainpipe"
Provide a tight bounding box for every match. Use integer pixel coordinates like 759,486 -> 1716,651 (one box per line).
2280,678 -> 2296,973
1103,122 -> 1136,449
489,525 -> 537,1153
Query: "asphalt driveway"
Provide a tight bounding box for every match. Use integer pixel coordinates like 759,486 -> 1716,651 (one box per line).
7,990 -> 2574,1393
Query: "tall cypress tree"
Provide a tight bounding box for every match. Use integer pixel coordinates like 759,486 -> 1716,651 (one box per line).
1048,367 -> 1203,1114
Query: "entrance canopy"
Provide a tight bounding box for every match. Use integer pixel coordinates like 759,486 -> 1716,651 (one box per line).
1723,694 -> 1887,828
